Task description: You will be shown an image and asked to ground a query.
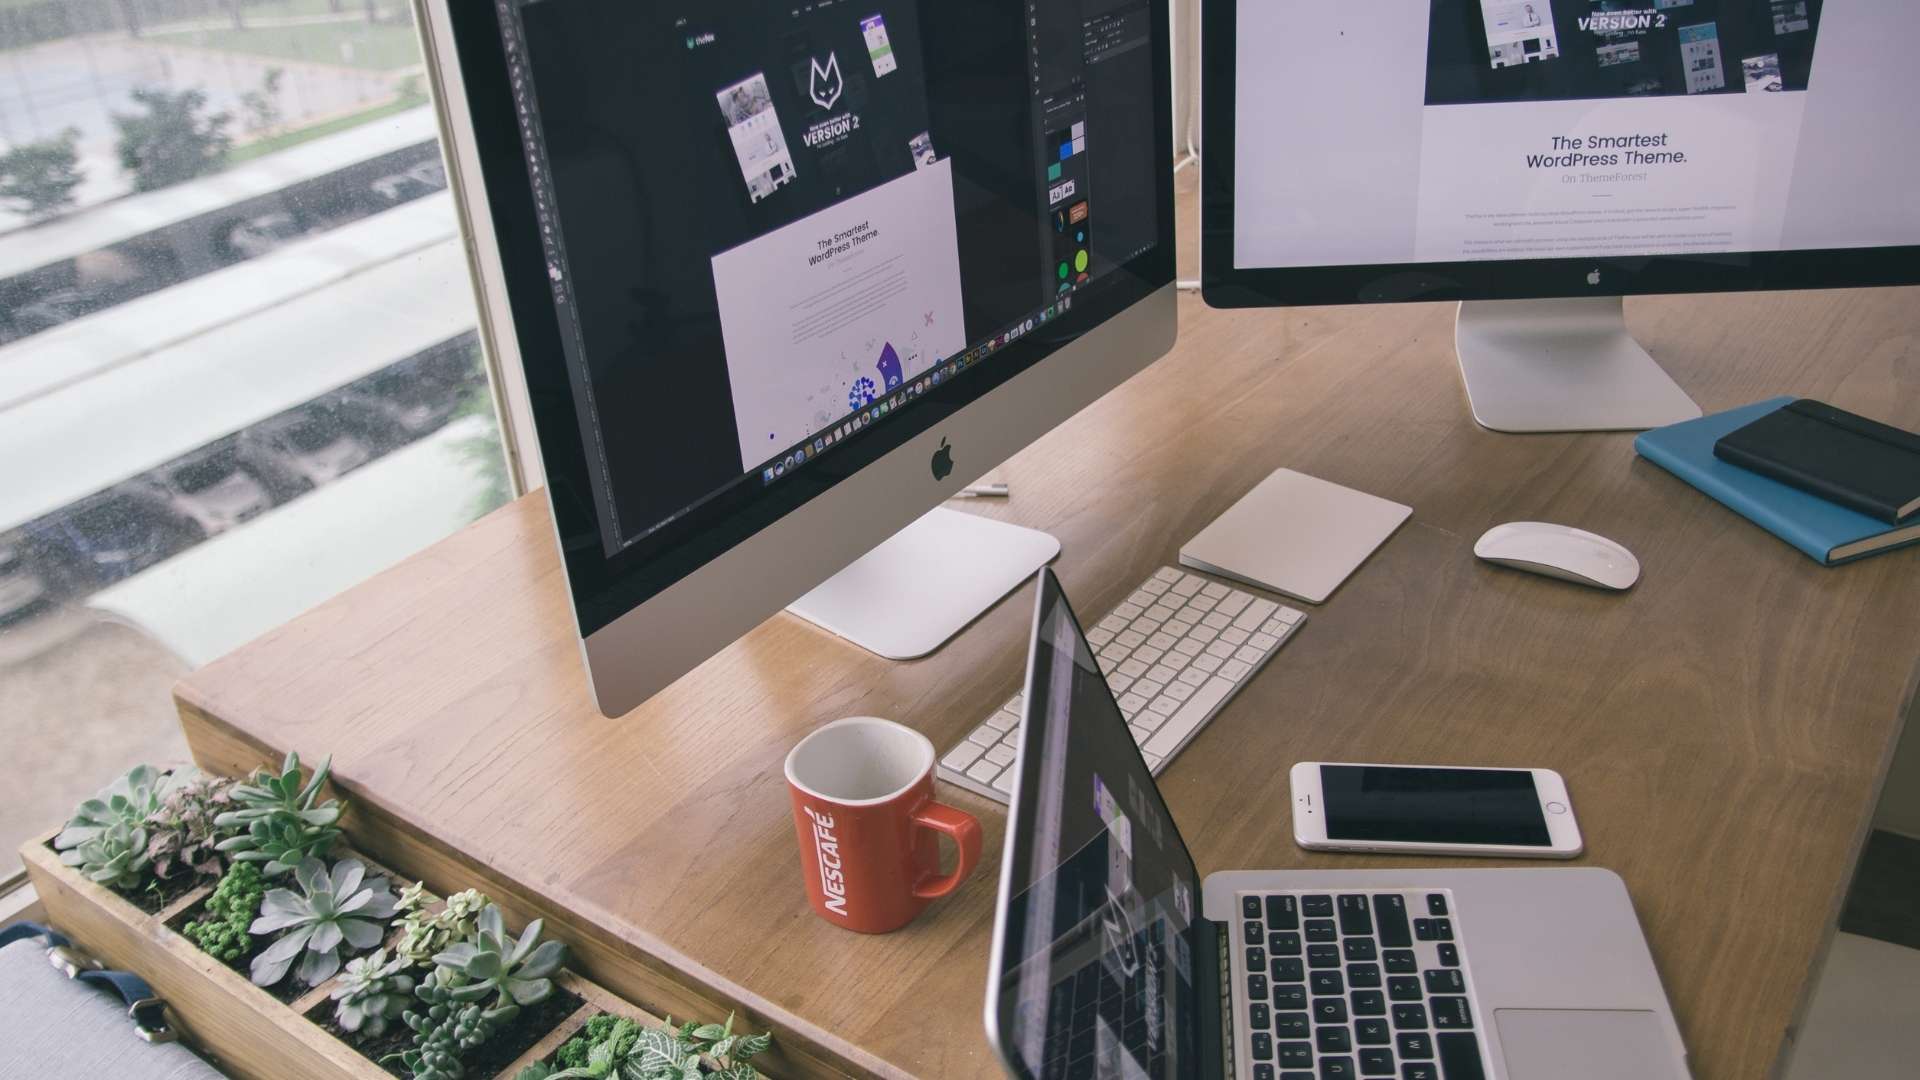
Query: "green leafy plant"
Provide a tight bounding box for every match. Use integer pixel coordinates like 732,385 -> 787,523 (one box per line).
431,903 -> 567,1023
395,883 -> 487,968
183,861 -> 267,963
54,764 -> 172,890
249,856 -> 399,987
215,751 -> 344,876
399,970 -> 508,1080
516,1012 -> 771,1080
113,86 -> 232,192
0,128 -> 84,221
145,772 -> 237,880
332,948 -> 416,1038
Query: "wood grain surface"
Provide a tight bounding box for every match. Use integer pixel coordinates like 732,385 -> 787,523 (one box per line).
175,174 -> 1920,1079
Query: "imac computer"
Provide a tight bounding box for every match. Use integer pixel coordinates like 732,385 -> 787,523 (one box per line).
436,0 -> 1175,715
1201,2 -> 1920,433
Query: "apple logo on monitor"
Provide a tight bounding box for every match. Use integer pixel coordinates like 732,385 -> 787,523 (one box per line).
931,438 -> 954,481
1587,269 -> 1603,286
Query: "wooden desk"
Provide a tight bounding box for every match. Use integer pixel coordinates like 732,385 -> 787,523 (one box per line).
175,181 -> 1920,1079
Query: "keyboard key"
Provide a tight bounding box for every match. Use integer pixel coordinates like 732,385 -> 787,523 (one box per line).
1279,1041 -> 1312,1068
1221,626 -> 1251,646
1117,692 -> 1149,715
1192,654 -> 1223,673
1437,944 -> 1459,968
1254,1066 -> 1275,1080
1271,930 -> 1302,955
1251,631 -> 1280,651
1433,918 -> 1453,941
1086,627 -> 1114,647
1248,947 -> 1267,971
1305,919 -> 1337,943
1217,591 -> 1252,616
1144,665 -> 1177,686
1274,984 -> 1308,1009
1244,895 -> 1265,920
941,742 -> 984,771
1248,973 -> 1269,999
1319,1058 -> 1354,1079
992,771 -> 1014,795
1337,895 -> 1373,936
1383,950 -> 1417,974
967,726 -> 999,747
985,744 -> 1015,766
1251,1032 -> 1274,1061
1373,895 -> 1412,948
1347,962 -> 1381,988
1170,574 -> 1203,596
1273,958 -> 1305,983
1343,938 -> 1377,962
1387,976 -> 1422,1002
1221,659 -> 1254,681
1351,990 -> 1386,1016
1166,679 -> 1196,701
1355,1018 -> 1390,1045
1302,895 -> 1334,918
1430,997 -> 1473,1029
1275,1011 -> 1310,1038
1315,1023 -> 1351,1051
1235,645 -> 1266,665
1153,567 -> 1183,583
1413,919 -> 1435,941
1250,1003 -> 1271,1030
965,759 -> 999,784
1426,894 -> 1448,916
1390,1004 -> 1428,1030
1310,971 -> 1344,995
1423,970 -> 1465,995
1436,1033 -> 1485,1079
1148,696 -> 1179,717
1395,1033 -> 1432,1059
1115,629 -> 1146,649
1113,601 -> 1144,620
1308,944 -> 1341,969
1266,895 -> 1300,928
1244,921 -> 1264,945
1359,1048 -> 1395,1076
1400,1066 -> 1438,1080
1236,597 -> 1279,630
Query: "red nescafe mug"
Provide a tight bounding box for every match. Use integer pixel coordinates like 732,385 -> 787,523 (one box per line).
784,717 -> 983,933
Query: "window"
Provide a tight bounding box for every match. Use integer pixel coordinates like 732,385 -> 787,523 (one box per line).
0,0 -> 512,881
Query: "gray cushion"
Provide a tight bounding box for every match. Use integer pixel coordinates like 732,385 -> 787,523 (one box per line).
0,938 -> 228,1078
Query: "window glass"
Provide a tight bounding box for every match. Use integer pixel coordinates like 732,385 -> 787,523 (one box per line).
0,0 -> 508,878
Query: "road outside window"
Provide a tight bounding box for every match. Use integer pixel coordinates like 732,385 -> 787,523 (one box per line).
0,0 -> 510,880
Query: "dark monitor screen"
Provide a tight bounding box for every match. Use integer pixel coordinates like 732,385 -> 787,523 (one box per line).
463,0 -> 1170,635
990,570 -> 1219,1080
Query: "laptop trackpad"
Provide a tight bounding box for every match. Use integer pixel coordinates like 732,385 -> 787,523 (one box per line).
1493,1009 -> 1685,1080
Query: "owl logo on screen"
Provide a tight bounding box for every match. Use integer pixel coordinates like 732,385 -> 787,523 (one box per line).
809,52 -> 844,110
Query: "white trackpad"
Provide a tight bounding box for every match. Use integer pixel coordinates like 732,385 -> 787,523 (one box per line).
1493,1009 -> 1687,1080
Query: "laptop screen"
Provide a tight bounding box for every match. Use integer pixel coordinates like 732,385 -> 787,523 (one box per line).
989,569 -> 1216,1080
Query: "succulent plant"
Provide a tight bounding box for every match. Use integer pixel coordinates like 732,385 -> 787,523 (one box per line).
146,772 -> 237,880
395,884 -> 487,968
54,764 -> 167,851
249,856 -> 399,987
400,970 -> 508,1080
59,819 -> 152,890
432,903 -> 567,1024
183,860 -> 266,962
214,751 -> 344,876
517,1011 -> 772,1080
331,948 -> 417,1038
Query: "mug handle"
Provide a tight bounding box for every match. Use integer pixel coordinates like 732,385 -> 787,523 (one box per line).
910,801 -> 983,900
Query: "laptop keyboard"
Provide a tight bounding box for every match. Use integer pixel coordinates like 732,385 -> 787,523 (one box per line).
1235,890 -> 1486,1080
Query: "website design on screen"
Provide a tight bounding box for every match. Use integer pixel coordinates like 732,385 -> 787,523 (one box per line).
1233,1 -> 1920,269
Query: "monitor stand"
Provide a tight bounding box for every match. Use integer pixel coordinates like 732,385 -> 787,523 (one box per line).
1454,297 -> 1702,433
786,505 -> 1059,660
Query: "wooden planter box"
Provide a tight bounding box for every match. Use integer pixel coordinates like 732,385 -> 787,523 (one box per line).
20,834 -> 663,1080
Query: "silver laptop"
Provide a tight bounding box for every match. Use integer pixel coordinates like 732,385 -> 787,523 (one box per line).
984,569 -> 1690,1080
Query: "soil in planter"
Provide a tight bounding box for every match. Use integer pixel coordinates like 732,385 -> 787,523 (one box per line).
163,893 -> 333,1006
306,987 -> 584,1079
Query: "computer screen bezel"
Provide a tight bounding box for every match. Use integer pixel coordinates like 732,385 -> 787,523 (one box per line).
985,568 -> 1225,1080
1198,0 -> 1920,308
443,0 -> 1178,641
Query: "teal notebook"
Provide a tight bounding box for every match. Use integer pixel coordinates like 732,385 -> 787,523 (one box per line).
1635,398 -> 1920,566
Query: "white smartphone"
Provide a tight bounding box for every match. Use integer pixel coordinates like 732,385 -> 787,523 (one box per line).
1290,761 -> 1583,859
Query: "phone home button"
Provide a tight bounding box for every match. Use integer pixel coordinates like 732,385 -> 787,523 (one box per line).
1546,801 -> 1568,815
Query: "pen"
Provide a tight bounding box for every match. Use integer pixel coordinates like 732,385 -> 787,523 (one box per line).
952,483 -> 1010,499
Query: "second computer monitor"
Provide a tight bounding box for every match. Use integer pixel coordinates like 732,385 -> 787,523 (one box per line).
1201,2 -> 1920,432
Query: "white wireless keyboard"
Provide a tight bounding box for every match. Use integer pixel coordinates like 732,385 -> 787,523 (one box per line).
938,566 -> 1306,803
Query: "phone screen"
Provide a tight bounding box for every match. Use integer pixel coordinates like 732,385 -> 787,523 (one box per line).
1319,765 -> 1552,846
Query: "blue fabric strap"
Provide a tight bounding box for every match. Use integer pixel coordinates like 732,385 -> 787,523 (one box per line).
2,920 -> 175,1042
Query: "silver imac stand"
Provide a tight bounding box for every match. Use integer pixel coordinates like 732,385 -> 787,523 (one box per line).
786,506 -> 1059,660
1455,297 -> 1702,433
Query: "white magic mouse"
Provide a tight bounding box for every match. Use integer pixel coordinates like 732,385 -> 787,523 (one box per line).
1473,522 -> 1640,591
